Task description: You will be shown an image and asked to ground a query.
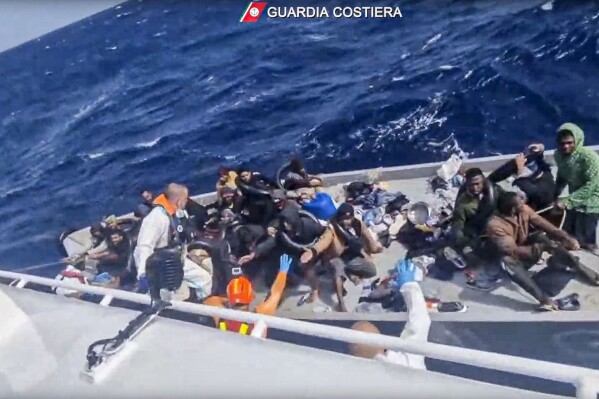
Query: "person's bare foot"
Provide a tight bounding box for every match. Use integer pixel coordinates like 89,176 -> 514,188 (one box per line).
307,290 -> 320,303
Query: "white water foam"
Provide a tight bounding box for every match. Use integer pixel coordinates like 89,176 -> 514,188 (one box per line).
438,65 -> 456,71
423,34 -> 442,51
88,152 -> 106,159
74,94 -> 108,121
135,137 -> 161,149
354,92 -> 450,156
541,1 -> 554,11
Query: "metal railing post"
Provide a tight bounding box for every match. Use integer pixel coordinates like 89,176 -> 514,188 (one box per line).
577,377 -> 599,399
2,268 -> 599,396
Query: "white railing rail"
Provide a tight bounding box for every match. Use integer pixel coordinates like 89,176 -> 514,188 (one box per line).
2,269 -> 599,399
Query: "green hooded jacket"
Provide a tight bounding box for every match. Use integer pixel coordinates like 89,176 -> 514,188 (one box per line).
554,123 -> 599,214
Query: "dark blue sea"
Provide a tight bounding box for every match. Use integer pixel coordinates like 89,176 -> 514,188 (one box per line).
1,0 -> 598,269
2,1 -> 599,394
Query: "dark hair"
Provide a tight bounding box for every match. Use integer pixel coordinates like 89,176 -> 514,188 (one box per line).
497,192 -> 519,216
237,165 -> 251,174
290,157 -> 304,172
464,168 -> 484,181
218,166 -> 230,176
557,130 -> 575,142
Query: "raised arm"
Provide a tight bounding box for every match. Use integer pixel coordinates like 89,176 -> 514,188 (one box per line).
396,260 -> 430,343
255,254 -> 291,315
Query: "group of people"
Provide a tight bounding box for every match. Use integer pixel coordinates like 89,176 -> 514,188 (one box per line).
449,123 -> 599,310
64,122 -> 599,341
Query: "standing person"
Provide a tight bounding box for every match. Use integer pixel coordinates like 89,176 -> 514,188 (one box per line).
134,183 -> 212,302
348,259 -> 430,369
554,123 -> 599,253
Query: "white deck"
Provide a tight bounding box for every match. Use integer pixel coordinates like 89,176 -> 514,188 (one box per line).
0,285 -> 569,398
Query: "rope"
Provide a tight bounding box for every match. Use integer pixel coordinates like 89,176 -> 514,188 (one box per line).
15,261 -> 64,272
535,205 -> 567,230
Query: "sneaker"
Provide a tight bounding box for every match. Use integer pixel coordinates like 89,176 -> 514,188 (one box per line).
444,247 -> 467,269
556,293 -> 581,311
438,302 -> 468,313
465,279 -> 496,292
537,301 -> 559,312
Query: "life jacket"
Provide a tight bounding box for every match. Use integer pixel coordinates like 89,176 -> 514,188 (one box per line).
147,195 -> 188,292
219,320 -> 254,335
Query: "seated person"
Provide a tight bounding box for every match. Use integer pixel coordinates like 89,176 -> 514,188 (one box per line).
134,189 -> 155,219
349,259 -> 430,369
204,187 -> 241,220
219,187 -> 241,212
88,228 -> 131,288
61,223 -> 109,266
345,176 -> 379,203
239,207 -> 327,296
266,189 -> 301,236
203,254 -> 292,337
216,166 -> 238,203
185,197 -> 209,232
224,217 -> 265,259
236,167 -> 277,226
302,203 -> 383,311
451,168 -> 503,269
488,144 -> 555,211
487,192 -> 599,311
283,158 -> 323,191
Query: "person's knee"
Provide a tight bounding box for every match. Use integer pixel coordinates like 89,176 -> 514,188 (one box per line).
500,256 -> 523,275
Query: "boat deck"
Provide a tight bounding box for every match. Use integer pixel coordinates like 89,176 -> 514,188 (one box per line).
273,176 -> 599,320
56,149 -> 599,321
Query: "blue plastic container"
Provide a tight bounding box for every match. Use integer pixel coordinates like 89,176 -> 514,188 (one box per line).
302,192 -> 337,221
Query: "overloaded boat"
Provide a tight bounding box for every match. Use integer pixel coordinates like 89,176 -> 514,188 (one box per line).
2,148 -> 599,398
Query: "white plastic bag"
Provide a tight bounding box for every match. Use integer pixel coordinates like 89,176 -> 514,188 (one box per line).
436,154 -> 462,182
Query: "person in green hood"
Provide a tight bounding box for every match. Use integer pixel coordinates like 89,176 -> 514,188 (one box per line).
554,123 -> 599,252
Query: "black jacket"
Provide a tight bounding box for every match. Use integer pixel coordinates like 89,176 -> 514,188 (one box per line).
255,207 -> 325,257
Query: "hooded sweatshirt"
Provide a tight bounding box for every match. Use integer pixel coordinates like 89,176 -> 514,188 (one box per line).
554,123 -> 599,213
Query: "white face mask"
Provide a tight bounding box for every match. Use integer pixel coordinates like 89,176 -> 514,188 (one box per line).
175,209 -> 187,219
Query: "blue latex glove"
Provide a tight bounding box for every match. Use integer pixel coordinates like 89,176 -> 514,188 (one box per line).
395,259 -> 417,288
279,254 -> 292,273
137,276 -> 149,293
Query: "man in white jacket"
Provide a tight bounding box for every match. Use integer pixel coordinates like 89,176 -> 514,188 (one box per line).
134,183 -> 212,301
348,259 -> 430,370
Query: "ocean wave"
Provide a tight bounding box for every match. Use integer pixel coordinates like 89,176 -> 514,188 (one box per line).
1,0 -> 599,268
135,137 -> 161,149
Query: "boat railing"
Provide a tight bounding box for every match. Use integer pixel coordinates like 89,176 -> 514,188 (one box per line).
2,269 -> 599,399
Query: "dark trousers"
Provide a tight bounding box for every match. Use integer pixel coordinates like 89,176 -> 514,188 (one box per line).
502,234 -> 599,304
563,210 -> 599,248
502,256 -> 551,305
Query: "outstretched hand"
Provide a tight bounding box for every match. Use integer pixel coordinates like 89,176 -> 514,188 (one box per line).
279,253 -> 293,273
395,259 -> 417,288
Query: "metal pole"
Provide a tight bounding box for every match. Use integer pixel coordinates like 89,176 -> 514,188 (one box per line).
2,269 -> 599,391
